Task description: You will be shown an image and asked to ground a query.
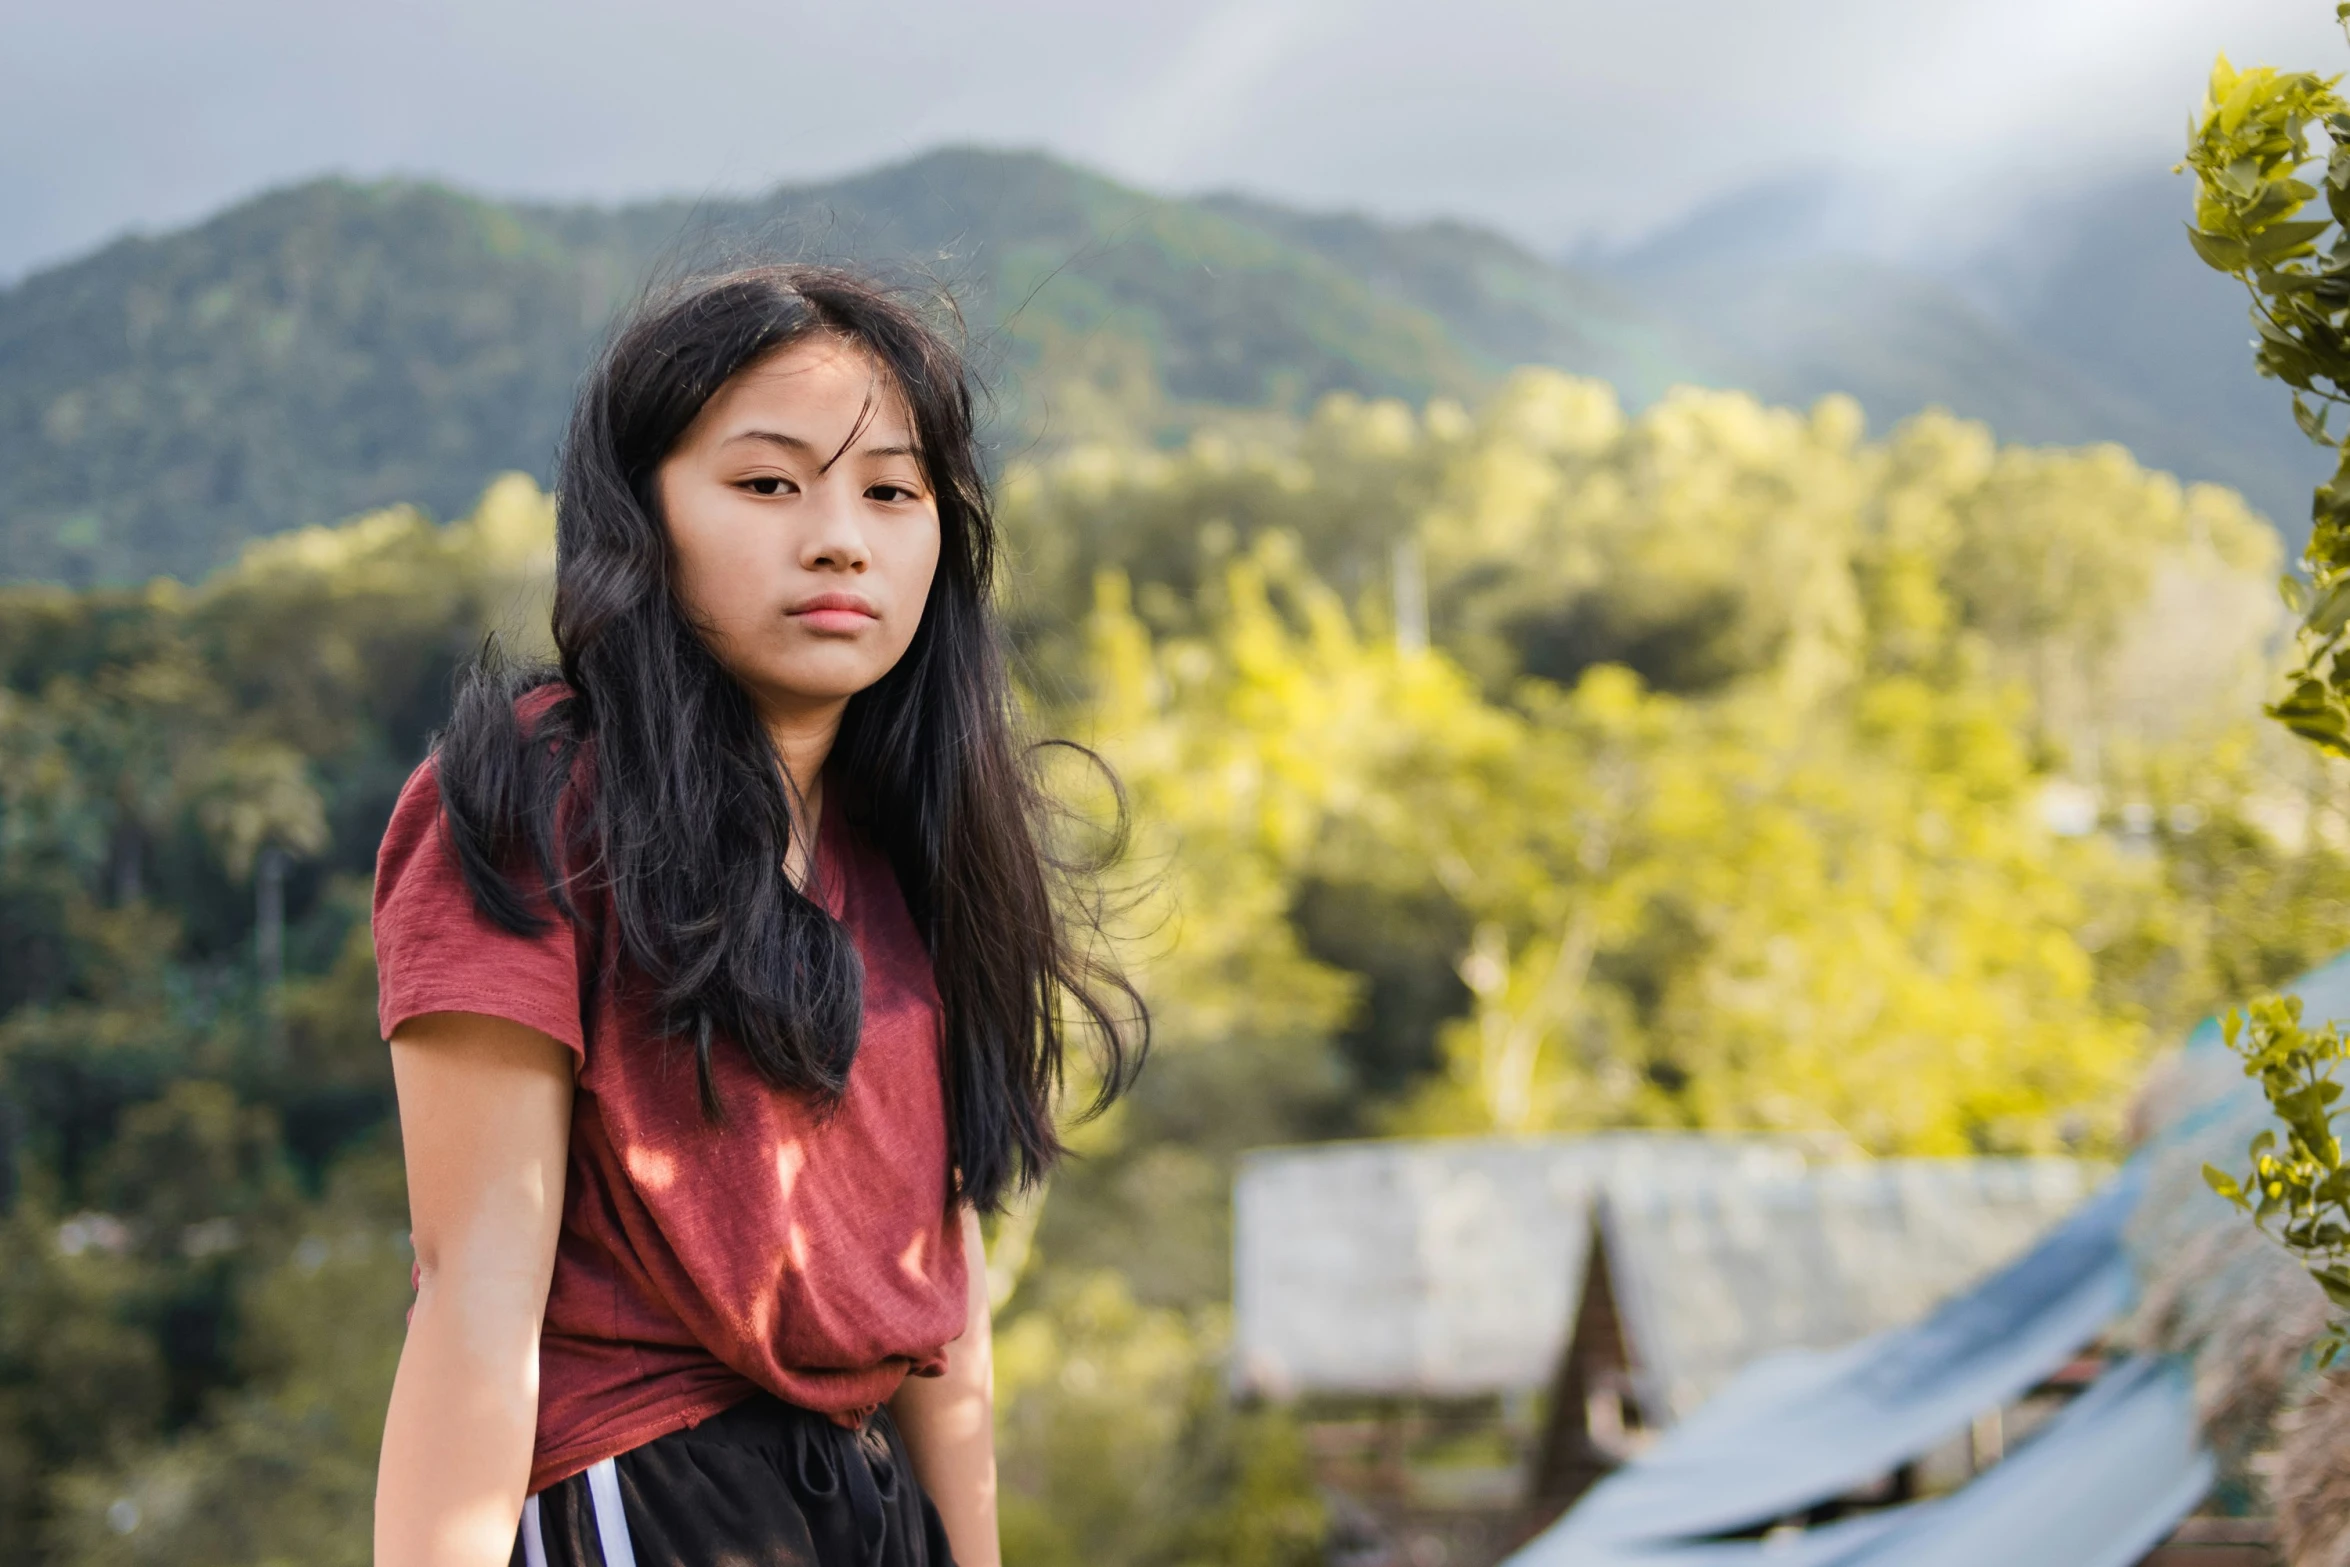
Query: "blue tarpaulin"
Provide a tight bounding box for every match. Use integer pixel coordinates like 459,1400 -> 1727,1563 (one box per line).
1510,1354 -> 2209,1567
1525,1166 -> 2144,1549
1501,962 -> 2350,1565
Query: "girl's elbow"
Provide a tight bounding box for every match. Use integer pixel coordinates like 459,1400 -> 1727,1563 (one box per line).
406,1257 -> 551,1356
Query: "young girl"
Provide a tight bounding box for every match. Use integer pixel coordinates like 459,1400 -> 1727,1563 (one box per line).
369,266 -> 1141,1566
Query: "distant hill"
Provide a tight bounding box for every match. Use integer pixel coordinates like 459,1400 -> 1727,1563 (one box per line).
1592,169 -> 2327,538
0,150 -> 1597,585
1,180 -> 607,585
1957,170 -> 2329,536
1193,193 -> 1725,405
0,151 -> 1492,583
0,146 -> 2324,584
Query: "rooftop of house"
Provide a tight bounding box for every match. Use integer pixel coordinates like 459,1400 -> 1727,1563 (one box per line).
1232,1131 -> 2095,1419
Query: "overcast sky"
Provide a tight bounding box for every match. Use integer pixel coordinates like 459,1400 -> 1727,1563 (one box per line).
3,0 -> 2342,281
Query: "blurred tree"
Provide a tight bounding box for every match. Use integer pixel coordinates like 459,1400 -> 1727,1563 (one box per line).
993,1271 -> 1322,1567
0,372 -> 2331,1558
0,480 -> 543,1555
41,1146 -> 409,1566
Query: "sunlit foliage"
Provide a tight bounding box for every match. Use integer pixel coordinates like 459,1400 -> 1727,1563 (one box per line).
2181,43 -> 2350,754
2179,19 -> 2350,1377
0,377 -> 2341,1558
1020,374 -> 2300,1152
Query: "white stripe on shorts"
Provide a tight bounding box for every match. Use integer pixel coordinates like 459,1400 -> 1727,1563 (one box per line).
586,1457 -> 638,1567
521,1492 -> 549,1567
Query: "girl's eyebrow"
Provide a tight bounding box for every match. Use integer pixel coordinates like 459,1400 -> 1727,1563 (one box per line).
726,430 -> 922,463
726,429 -> 817,455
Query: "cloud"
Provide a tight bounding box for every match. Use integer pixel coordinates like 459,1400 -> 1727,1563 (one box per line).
2,0 -> 2344,279
1096,0 -> 1338,181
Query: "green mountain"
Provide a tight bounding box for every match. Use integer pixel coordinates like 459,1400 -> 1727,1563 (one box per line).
0,146 -> 2320,586
0,150 -> 1546,585
1194,192 -> 1725,404
0,181 -> 614,586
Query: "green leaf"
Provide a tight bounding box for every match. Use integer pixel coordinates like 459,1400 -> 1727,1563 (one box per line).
2303,575 -> 2350,639
2220,72 -> 2265,136
2296,394 -> 2333,444
2311,576 -> 2350,638
2253,218 -> 2336,262
2250,179 -> 2322,228
2316,1266 -> 2350,1310
2269,677 -> 2350,748
2188,226 -> 2252,271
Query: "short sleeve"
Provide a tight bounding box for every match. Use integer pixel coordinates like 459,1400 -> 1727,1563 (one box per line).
372,760 -> 588,1061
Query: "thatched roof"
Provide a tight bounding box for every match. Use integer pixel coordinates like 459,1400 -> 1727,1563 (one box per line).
2274,1370 -> 2350,1567
1232,1133 -> 1804,1399
1232,1132 -> 2093,1417
1607,1157 -> 2096,1420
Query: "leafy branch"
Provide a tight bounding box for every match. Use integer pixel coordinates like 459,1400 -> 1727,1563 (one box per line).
2204,997 -> 2350,1365
2184,15 -> 2350,1365
2181,38 -> 2350,753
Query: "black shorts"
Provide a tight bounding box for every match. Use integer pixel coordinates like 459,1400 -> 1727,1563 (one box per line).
513,1396 -> 956,1567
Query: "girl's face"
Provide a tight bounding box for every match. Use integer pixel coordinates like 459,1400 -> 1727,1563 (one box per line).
656,333 -> 942,726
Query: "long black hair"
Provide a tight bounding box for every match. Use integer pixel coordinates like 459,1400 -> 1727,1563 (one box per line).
432,263 -> 1144,1211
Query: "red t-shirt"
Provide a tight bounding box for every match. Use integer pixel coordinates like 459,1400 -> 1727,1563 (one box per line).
372,755 -> 968,1495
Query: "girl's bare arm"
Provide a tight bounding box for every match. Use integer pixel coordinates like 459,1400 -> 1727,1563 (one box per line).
375,1011 -> 575,1567
889,1206 -> 1000,1567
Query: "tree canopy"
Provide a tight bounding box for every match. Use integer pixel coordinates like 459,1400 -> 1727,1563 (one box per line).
0,374 -> 2339,1559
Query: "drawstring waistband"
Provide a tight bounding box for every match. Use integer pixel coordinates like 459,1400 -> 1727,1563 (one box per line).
794,1412 -> 897,1565
834,1420 -> 891,1565
519,1398 -> 917,1567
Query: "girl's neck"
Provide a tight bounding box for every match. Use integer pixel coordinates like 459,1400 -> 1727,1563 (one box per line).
758,694 -> 843,889
756,695 -> 845,791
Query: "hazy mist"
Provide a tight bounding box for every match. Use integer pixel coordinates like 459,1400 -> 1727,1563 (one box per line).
3,0 -> 2341,278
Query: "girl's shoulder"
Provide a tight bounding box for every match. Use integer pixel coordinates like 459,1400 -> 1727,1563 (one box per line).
370,679 -> 600,1060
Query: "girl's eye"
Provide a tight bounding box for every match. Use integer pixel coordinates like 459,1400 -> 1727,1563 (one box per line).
744,476 -> 794,497
868,483 -> 919,503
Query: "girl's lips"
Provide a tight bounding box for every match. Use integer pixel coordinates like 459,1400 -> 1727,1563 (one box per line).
787,593 -> 879,632
793,607 -> 877,633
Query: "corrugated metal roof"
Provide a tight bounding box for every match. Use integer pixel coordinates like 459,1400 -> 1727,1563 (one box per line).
1512,1354 -> 2208,1567
1540,1170 -> 2140,1549
1609,1157 -> 2098,1418
1231,1133 -> 2094,1411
